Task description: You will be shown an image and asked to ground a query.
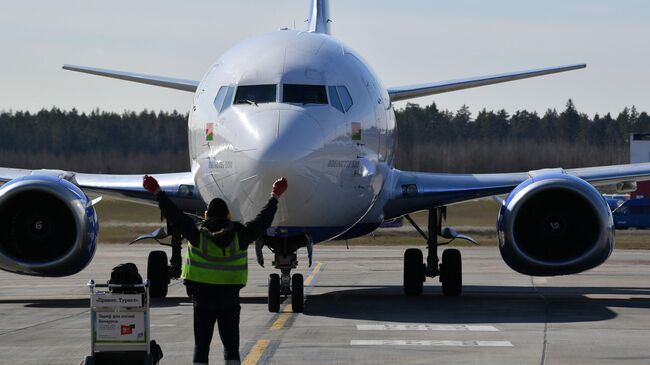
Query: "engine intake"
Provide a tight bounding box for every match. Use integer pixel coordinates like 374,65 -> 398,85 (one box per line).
497,173 -> 614,276
0,175 -> 98,276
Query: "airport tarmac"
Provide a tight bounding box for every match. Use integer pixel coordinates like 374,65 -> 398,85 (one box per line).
1,244 -> 650,365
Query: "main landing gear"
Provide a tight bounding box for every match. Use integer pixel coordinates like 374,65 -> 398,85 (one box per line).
403,207 -> 477,297
133,228 -> 183,299
258,235 -> 312,313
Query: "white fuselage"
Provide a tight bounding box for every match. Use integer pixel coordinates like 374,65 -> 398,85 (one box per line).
189,30 -> 396,242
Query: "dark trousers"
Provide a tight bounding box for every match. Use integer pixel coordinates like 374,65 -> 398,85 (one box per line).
186,282 -> 242,363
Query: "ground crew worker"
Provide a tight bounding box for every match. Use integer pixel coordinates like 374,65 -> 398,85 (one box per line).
142,175 -> 288,365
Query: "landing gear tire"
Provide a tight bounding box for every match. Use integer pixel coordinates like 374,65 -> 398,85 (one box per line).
268,273 -> 281,313
403,248 -> 425,296
440,249 -> 462,296
147,250 -> 169,298
291,273 -> 304,313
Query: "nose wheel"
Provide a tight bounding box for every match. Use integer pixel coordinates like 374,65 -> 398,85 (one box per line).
261,235 -> 311,313
291,273 -> 304,313
268,273 -> 281,312
267,272 -> 304,313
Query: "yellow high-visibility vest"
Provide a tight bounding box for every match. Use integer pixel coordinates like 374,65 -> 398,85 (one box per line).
181,230 -> 248,285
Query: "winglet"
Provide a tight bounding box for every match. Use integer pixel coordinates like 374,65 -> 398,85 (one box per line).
307,0 -> 331,34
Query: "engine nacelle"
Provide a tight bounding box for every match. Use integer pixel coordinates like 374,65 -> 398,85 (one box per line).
497,173 -> 614,276
0,175 -> 98,276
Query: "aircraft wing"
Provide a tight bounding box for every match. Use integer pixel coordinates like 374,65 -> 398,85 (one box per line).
0,168 -> 205,213
62,65 -> 199,92
383,163 -> 650,219
387,64 -> 586,102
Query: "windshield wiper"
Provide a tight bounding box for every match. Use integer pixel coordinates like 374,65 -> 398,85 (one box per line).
243,99 -> 258,107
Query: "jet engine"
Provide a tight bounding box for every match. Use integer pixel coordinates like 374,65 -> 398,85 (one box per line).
0,175 -> 98,276
497,173 -> 614,276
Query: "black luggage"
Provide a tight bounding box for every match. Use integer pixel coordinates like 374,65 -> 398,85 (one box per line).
108,263 -> 144,293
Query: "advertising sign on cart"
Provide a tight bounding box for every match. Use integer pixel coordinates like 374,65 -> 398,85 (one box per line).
95,312 -> 147,343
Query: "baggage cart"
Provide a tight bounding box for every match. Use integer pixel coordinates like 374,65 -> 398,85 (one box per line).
83,279 -> 160,365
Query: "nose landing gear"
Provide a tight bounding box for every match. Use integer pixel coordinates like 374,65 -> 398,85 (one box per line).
266,253 -> 305,313
259,235 -> 310,313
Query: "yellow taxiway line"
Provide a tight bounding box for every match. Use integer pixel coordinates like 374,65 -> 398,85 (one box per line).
242,339 -> 270,365
270,305 -> 293,331
269,262 -> 322,331
303,261 -> 323,286
245,261 -> 324,363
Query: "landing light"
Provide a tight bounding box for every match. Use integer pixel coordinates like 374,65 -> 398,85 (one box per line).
402,184 -> 418,197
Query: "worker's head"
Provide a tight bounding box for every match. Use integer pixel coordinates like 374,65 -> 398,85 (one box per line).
205,198 -> 231,221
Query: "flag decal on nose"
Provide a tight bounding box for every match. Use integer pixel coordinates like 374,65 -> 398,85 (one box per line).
205,123 -> 214,141
351,122 -> 362,140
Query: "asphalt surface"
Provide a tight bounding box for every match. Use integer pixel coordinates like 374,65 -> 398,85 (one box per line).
1,245 -> 650,364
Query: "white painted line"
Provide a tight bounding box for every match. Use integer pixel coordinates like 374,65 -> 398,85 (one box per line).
356,324 -> 499,332
351,340 -> 513,347
533,278 -> 548,284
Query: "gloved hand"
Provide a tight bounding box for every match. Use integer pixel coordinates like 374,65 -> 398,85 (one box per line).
142,175 -> 161,195
272,177 -> 288,198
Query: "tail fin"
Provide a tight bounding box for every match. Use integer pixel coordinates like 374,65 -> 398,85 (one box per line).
307,0 -> 331,34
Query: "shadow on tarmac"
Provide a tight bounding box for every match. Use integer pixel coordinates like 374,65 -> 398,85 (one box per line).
3,286 -> 648,324
0,295 -> 268,308
302,285 -> 650,323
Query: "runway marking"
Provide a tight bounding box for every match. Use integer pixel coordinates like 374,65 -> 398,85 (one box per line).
243,262 -> 324,364
269,262 -> 323,331
242,339 -> 270,365
270,305 -> 292,331
356,324 -> 499,332
351,340 -> 513,347
303,262 -> 323,286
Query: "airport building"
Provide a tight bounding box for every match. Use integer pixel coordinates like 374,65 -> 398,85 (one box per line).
630,133 -> 650,198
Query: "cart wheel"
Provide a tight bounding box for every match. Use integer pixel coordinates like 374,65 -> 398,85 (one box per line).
143,354 -> 153,365
148,250 -> 169,298
83,355 -> 94,365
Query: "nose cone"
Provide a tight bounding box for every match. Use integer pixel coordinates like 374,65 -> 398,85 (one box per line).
234,108 -> 325,224
235,108 -> 324,161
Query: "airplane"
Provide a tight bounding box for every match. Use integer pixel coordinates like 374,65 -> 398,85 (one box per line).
1,0 -> 650,313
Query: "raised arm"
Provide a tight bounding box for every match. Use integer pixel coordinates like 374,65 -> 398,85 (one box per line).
237,178 -> 287,246
143,175 -> 200,246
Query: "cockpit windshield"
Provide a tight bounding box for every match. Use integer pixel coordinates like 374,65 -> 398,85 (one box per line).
283,84 -> 328,104
234,85 -> 277,105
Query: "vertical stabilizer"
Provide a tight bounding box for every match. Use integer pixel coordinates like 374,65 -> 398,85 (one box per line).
307,0 -> 331,34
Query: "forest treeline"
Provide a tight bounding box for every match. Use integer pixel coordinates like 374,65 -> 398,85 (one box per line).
0,100 -> 648,174
394,100 -> 650,172
0,108 -> 189,173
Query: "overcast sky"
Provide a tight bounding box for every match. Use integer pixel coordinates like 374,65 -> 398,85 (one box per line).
1,0 -> 649,117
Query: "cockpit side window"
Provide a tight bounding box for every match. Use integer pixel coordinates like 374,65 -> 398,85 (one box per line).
328,86 -> 344,113
336,86 -> 353,112
283,84 -> 328,104
214,86 -> 228,113
222,86 -> 236,112
234,85 -> 277,105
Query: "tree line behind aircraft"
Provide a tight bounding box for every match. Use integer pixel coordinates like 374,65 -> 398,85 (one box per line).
0,100 -> 646,174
